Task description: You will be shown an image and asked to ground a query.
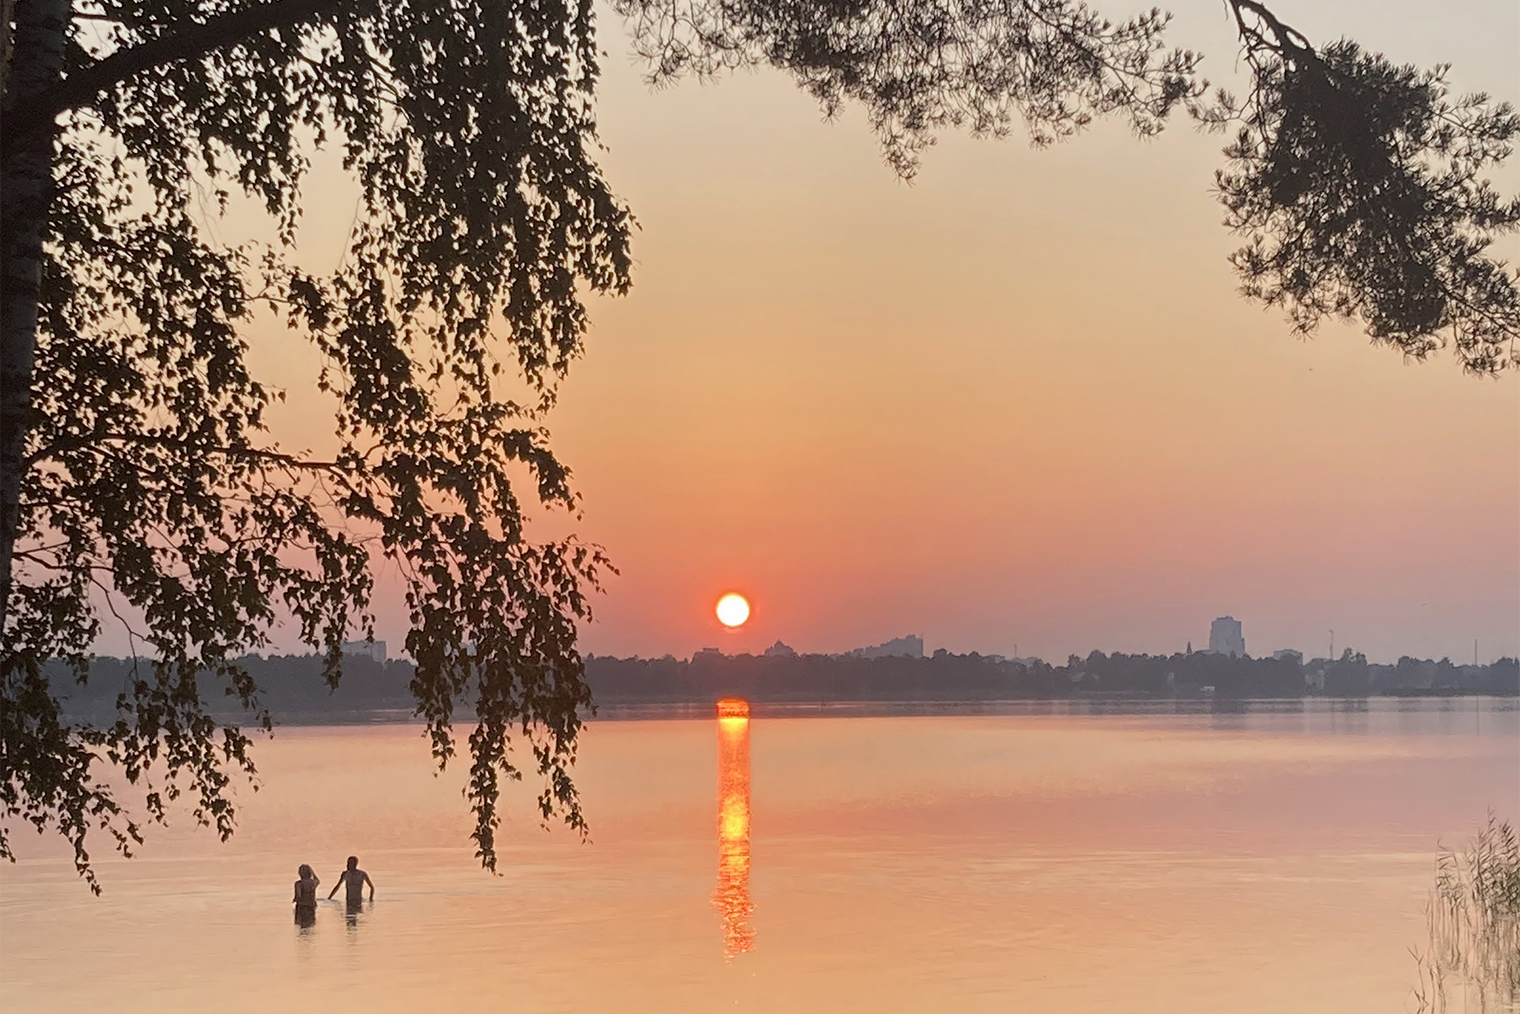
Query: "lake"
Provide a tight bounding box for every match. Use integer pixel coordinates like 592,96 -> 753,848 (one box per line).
2,700 -> 1517,1012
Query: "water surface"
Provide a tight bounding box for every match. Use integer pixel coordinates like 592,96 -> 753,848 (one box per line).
1,700 -> 1516,1012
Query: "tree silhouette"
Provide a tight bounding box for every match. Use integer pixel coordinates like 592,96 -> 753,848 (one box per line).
2,0 -> 1516,888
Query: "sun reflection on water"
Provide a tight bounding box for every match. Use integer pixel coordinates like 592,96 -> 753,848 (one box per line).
714,698 -> 755,960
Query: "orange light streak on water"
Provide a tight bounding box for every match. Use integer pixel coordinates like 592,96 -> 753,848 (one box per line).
714,699 -> 755,959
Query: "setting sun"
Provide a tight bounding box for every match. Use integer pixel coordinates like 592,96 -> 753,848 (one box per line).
715,593 -> 751,628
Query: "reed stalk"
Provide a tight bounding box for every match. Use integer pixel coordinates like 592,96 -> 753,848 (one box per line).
1412,814 -> 1520,1013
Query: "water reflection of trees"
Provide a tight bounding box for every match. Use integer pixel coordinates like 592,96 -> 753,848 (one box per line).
714,699 -> 755,959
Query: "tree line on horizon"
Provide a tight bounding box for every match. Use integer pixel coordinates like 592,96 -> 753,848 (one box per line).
44,650 -> 1520,720
590,649 -> 1519,702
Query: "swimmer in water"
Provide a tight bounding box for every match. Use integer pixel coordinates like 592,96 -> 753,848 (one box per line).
293,864 -> 320,926
327,855 -> 375,911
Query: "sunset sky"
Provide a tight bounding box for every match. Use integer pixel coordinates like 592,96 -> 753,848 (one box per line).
229,0 -> 1520,664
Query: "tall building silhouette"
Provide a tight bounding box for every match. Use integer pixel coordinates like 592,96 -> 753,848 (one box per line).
1209,616 -> 1246,657
850,634 -> 924,659
713,698 -> 755,959
340,639 -> 386,663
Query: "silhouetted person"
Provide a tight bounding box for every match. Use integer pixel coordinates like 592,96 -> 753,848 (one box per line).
293,863 -> 320,927
328,855 -> 375,912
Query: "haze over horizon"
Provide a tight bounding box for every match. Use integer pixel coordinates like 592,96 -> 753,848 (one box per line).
87,0 -> 1520,666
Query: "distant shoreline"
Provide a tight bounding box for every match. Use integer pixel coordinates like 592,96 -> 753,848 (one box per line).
246,694 -> 1519,727
52,653 -> 1517,726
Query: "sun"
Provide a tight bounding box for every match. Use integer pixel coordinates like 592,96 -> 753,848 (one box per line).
715,593 -> 751,628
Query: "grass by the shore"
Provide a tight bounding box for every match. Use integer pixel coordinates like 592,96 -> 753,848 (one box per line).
1413,815 -> 1520,1013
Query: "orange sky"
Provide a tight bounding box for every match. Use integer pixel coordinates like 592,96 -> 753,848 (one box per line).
213,0 -> 1520,663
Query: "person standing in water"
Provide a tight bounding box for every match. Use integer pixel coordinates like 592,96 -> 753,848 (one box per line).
328,855 -> 375,910
293,864 -> 320,927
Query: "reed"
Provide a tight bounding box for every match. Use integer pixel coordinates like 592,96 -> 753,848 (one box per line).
1413,814 -> 1520,1013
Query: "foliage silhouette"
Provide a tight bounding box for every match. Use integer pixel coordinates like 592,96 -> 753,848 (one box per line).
1,0 -> 1516,888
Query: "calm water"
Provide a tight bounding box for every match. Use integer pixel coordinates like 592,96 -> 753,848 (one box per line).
2,700 -> 1517,1012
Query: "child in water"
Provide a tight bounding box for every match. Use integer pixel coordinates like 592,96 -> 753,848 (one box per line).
293,864 -> 320,925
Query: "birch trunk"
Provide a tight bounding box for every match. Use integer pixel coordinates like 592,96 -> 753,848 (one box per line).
0,0 -> 67,630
